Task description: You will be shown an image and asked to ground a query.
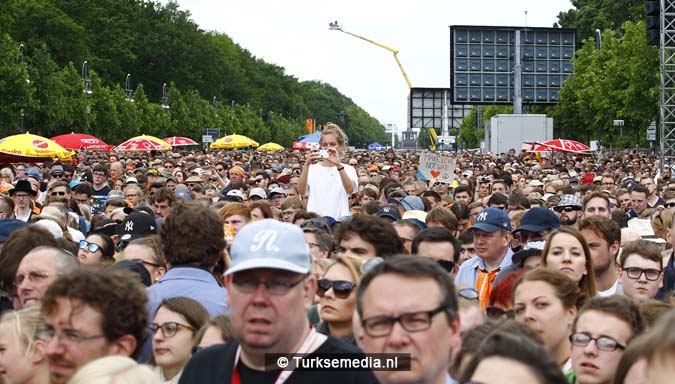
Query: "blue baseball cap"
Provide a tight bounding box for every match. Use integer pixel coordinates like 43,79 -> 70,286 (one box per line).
0,219 -> 28,242
377,206 -> 400,221
227,219 -> 310,275
470,208 -> 512,233
399,196 -> 425,211
514,207 -> 560,233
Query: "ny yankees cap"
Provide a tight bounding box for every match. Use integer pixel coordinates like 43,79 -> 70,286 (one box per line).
116,212 -> 157,242
469,207 -> 512,233
226,219 -> 310,276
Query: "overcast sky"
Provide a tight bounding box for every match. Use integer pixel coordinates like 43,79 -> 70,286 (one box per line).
164,0 -> 573,131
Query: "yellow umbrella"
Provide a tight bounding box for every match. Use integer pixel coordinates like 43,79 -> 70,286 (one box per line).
114,134 -> 172,151
210,134 -> 259,149
258,142 -> 284,151
0,132 -> 74,162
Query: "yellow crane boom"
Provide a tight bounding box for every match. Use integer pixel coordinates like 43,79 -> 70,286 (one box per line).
329,21 -> 412,90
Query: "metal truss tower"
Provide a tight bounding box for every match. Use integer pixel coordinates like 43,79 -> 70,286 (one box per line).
660,0 -> 675,168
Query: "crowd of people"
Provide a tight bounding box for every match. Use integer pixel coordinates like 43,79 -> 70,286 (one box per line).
0,123 -> 673,383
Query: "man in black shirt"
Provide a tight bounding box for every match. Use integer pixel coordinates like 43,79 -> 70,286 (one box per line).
180,219 -> 376,384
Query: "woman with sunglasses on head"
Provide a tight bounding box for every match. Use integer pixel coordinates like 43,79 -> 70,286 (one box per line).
77,233 -> 115,266
541,226 -> 597,300
298,123 -> 358,220
152,297 -> 209,383
316,254 -> 363,345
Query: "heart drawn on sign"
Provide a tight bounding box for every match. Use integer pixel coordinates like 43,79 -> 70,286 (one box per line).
430,170 -> 441,178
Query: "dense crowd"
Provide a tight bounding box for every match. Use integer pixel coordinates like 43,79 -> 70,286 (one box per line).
0,123 -> 674,383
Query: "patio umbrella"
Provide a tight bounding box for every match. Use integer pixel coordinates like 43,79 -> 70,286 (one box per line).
367,142 -> 385,151
258,142 -> 284,151
523,139 -> 591,154
0,132 -> 73,162
163,136 -> 199,146
114,135 -> 172,151
292,131 -> 321,150
210,134 -> 259,149
51,132 -> 110,151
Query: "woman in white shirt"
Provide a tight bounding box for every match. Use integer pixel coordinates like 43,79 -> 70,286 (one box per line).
298,123 -> 358,220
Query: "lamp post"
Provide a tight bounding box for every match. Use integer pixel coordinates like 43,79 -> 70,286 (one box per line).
82,60 -> 92,114
212,96 -> 218,109
125,73 -> 134,102
17,44 -> 28,130
161,83 -> 170,110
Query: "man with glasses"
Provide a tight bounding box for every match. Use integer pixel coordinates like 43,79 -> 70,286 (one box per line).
356,256 -> 459,384
9,180 -> 37,222
14,246 -> 78,309
180,219 -> 377,383
91,164 -> 111,214
619,240 -> 663,302
411,227 -> 461,277
554,194 -> 583,228
39,268 -> 148,384
570,295 -> 644,384
601,175 -> 616,193
14,164 -> 26,180
50,164 -> 65,181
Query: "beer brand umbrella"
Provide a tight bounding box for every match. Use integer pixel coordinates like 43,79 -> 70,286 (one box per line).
258,142 -> 284,151
114,135 -> 172,151
162,136 -> 199,146
51,133 -> 110,151
0,132 -> 73,162
210,134 -> 259,149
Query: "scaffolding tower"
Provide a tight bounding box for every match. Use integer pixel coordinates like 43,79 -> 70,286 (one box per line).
660,0 -> 675,168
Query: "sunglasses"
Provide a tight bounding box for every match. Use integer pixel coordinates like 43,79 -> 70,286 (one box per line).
554,206 -> 581,213
79,240 -> 101,253
50,191 -> 66,196
51,174 -> 64,179
486,306 -> 514,320
316,279 -> 356,299
435,259 -> 455,272
665,202 -> 675,208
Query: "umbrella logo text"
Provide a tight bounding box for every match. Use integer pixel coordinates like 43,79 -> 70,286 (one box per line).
32,140 -> 49,149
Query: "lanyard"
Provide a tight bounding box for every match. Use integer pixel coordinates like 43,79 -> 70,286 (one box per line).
231,327 -> 319,384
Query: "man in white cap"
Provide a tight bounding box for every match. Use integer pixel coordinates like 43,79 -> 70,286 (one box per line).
180,219 -> 377,383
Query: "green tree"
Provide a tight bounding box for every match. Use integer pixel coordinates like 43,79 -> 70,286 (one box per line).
556,0 -> 644,42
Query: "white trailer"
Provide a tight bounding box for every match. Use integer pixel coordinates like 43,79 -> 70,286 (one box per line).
484,114 -> 553,154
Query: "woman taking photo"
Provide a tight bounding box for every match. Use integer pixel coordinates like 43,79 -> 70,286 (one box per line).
0,307 -> 50,384
513,268 -> 581,375
298,123 -> 358,220
315,254 -> 363,345
152,297 -> 209,383
541,226 -> 597,299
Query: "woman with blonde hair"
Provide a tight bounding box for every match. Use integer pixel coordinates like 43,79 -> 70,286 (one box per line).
315,254 -> 363,345
0,307 -> 50,384
541,226 -> 597,299
68,355 -> 159,384
298,123 -> 358,220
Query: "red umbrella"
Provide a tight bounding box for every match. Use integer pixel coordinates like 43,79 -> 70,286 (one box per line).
114,135 -> 171,151
163,136 -> 199,146
51,133 -> 110,151
523,139 -> 591,154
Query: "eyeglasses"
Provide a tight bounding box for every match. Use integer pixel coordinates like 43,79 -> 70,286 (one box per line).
282,210 -> 295,217
50,191 -> 67,196
622,267 -> 661,281
254,178 -> 263,183
665,202 -> 675,208
14,270 -> 50,287
435,259 -> 455,273
151,322 -> 193,338
14,193 -> 31,199
64,173 -> 73,179
457,288 -> 480,300
216,168 -> 225,172
79,240 -> 102,253
231,274 -> 307,295
361,304 -> 450,337
93,172 -> 106,178
36,324 -> 105,345
569,332 -> 626,352
128,258 -> 161,268
317,279 -> 356,299
554,206 -> 581,213
486,306 -> 515,320
186,183 -> 197,188
51,174 -> 64,179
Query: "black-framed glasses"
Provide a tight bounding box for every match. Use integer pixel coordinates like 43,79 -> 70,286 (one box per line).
622,267 -> 661,281
665,202 -> 675,208
486,306 -> 514,320
14,270 -> 50,287
361,304 -> 450,337
50,191 -> 67,196
79,240 -> 102,253
231,274 -> 307,295
150,322 -> 193,338
457,288 -> 479,300
128,258 -> 161,268
569,332 -> 626,352
316,279 -> 356,299
51,174 -> 64,179
36,324 -> 105,345
435,259 -> 455,273
554,206 -> 581,213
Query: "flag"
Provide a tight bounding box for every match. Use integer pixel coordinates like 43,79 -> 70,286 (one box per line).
429,128 -> 437,152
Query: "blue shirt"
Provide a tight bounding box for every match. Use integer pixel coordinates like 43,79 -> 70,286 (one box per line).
454,249 -> 514,290
146,266 -> 229,318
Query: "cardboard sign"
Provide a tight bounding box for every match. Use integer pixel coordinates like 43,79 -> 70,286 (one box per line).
416,152 -> 456,183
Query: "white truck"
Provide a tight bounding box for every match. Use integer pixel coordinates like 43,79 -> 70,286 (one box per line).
484,114 -> 553,154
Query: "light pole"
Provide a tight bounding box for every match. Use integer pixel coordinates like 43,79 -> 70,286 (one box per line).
82,60 -> 92,114
161,83 -> 170,110
17,44 -> 28,130
125,73 -> 134,102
